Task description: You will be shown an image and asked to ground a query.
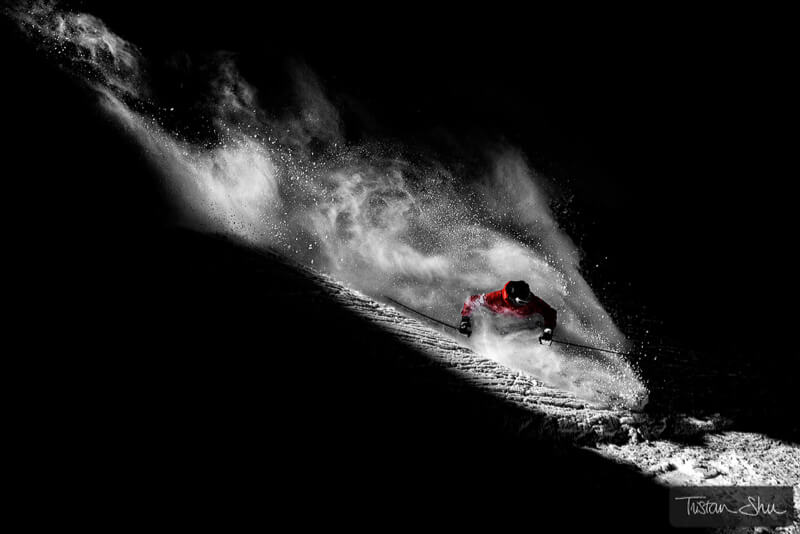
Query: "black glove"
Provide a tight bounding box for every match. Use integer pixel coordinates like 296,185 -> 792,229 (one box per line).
539,328 -> 553,346
458,316 -> 472,337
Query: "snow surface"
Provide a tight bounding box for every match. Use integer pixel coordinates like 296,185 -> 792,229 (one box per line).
296,256 -> 800,531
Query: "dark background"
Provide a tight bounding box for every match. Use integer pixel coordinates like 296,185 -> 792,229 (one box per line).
3,2 -> 794,528
47,1 -> 789,348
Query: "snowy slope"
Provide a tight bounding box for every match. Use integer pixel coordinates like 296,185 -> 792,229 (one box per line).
215,229 -> 716,447
271,232 -> 800,530
321,272 -> 642,444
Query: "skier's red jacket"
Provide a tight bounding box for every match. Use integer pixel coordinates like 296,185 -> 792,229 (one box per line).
461,281 -> 557,330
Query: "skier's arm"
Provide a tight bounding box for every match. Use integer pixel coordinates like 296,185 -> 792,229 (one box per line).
542,304 -> 557,331
530,295 -> 557,330
532,296 -> 557,345
459,294 -> 484,337
460,294 -> 484,318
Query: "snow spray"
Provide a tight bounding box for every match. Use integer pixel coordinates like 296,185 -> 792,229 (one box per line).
9,1 -> 648,409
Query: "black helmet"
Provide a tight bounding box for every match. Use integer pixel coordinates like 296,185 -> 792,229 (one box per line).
505,280 -> 532,306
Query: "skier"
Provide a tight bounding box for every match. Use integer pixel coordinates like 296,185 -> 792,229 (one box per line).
459,280 -> 556,345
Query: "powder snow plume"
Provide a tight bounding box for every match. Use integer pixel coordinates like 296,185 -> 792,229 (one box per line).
8,1 -> 648,409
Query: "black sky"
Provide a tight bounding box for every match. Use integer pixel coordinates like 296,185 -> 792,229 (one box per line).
4,2 -> 793,352
5,6 -> 798,521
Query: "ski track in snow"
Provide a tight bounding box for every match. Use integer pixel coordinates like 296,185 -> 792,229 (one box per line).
281,254 -> 800,532
282,254 -> 706,445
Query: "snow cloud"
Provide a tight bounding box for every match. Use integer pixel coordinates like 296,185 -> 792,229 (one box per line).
9,1 -> 647,409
